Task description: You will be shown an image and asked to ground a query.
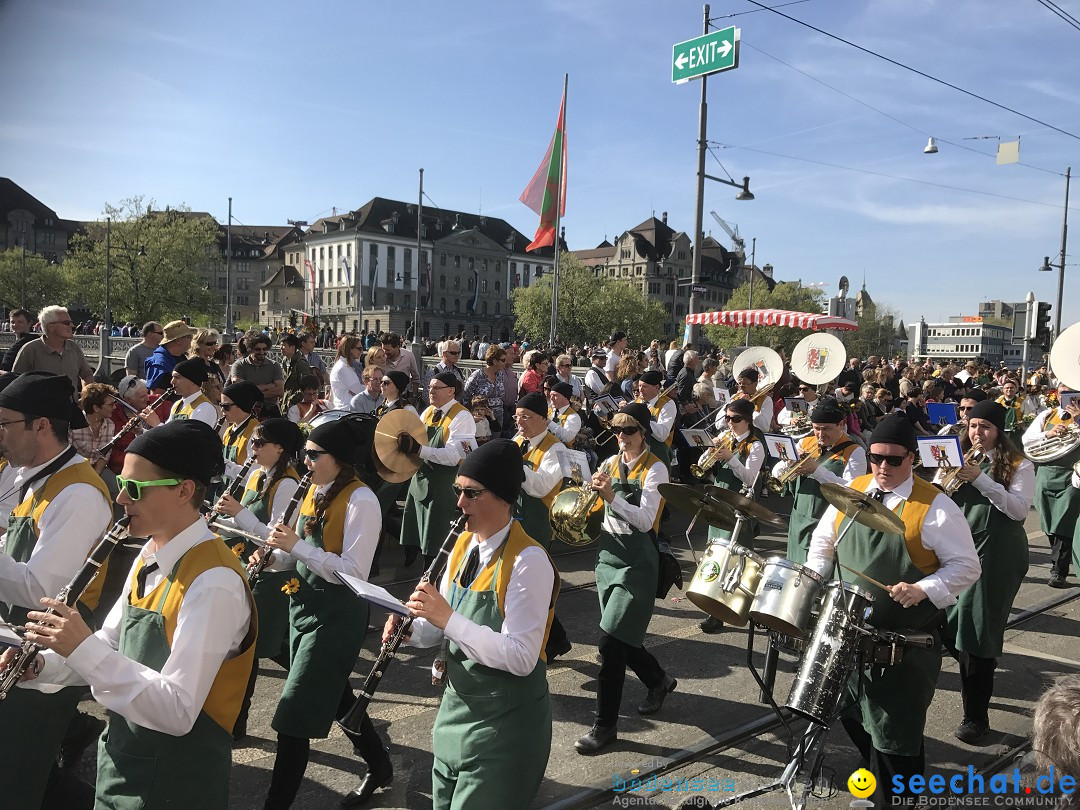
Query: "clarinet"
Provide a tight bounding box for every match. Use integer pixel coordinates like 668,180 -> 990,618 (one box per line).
0,516 -> 132,700
337,512 -> 467,734
206,455 -> 258,523
97,386 -> 176,459
246,470 -> 313,585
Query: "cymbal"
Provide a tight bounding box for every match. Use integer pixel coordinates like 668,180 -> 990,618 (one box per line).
818,482 -> 905,535
658,483 -> 736,531
699,485 -> 787,529
374,409 -> 426,475
373,452 -> 414,484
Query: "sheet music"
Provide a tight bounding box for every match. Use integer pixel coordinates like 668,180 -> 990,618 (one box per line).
335,572 -> 410,615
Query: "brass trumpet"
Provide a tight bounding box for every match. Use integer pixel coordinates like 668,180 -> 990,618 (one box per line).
691,429 -> 736,478
938,443 -> 985,495
764,452 -> 817,493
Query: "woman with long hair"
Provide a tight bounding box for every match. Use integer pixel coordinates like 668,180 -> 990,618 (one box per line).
212,418 -> 303,739
259,418 -> 393,808
614,352 -> 641,400
936,400 -> 1033,745
329,336 -> 364,409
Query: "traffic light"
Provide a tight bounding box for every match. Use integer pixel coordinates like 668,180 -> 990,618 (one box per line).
1034,301 -> 1052,349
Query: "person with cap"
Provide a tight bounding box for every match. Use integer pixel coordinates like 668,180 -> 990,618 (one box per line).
777,380 -> 820,427
141,357 -> 218,428
220,380 -> 264,466
724,366 -> 774,433
774,397 -> 866,565
212,418 -> 303,740
1022,382 -> 1080,588
0,372 -> 113,809
576,402 -> 675,754
11,305 -> 94,391
399,371 -> 476,568
635,369 -> 676,467
605,331 -> 628,377
547,381 -> 582,445
368,370 -> 417,576
930,400 -> 1033,745
372,370 -> 416,420
806,414 -> 979,801
5,420 -> 254,810
995,377 -> 1026,444
144,319 -> 197,394
584,347 -> 610,396
698,396 -> 767,634
388,438 -> 557,809
257,417 -> 391,809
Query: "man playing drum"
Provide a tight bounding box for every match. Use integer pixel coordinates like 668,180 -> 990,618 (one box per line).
806,414 -> 979,801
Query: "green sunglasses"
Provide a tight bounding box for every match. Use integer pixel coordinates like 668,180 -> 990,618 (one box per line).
116,476 -> 182,500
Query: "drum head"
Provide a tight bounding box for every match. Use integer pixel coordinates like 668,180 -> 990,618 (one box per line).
733,346 -> 784,388
791,333 -> 846,385
1050,322 -> 1080,390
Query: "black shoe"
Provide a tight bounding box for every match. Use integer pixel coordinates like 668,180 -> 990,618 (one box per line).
699,616 -> 724,634
340,761 -> 393,808
1049,574 -> 1068,589
638,674 -> 677,715
954,718 -> 991,745
402,546 -> 418,567
232,719 -> 247,742
575,724 -> 617,754
546,638 -> 572,662
58,710 -> 106,769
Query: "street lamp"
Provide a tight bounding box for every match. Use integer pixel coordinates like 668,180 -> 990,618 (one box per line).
96,216 -> 145,381
1037,166 -> 1070,346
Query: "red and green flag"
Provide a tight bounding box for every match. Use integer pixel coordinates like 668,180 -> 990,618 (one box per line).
520,84 -> 567,252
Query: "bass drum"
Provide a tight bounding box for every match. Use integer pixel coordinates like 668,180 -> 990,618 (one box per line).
307,410 -> 381,488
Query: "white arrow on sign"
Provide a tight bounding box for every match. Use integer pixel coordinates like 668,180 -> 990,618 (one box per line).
675,53 -> 688,70
717,39 -> 732,59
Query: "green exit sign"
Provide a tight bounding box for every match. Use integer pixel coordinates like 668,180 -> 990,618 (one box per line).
672,26 -> 739,83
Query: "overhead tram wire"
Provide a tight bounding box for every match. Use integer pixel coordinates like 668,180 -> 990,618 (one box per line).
1032,0 -> 1080,32
709,0 -> 812,21
744,0 -> 1080,142
740,41 -> 1062,177
710,141 -> 1078,210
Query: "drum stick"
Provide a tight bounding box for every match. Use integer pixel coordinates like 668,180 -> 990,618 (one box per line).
837,562 -> 890,591
376,430 -> 402,439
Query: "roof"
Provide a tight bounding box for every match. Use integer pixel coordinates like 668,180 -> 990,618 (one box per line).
261,265 -> 305,289
622,215 -> 677,261
0,178 -> 62,223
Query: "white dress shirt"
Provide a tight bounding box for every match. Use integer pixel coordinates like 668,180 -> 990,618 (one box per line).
723,429 -> 765,489
1022,407 -> 1066,449
715,395 -> 774,434
547,406 -> 582,444
0,462 -> 21,529
519,433 -> 566,497
644,395 -> 678,444
600,449 -> 669,536
266,482 -> 381,582
584,365 -> 608,395
931,450 -> 1034,522
168,391 -> 217,427
31,519 -> 252,737
329,357 -> 361,410
0,449 -> 112,610
407,520 -> 555,677
418,405 -> 476,466
806,475 -> 981,608
776,396 -> 815,427
231,473 -> 301,541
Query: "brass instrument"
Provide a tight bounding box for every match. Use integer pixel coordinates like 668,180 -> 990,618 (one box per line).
247,470 -> 313,585
0,516 -> 132,699
594,382 -> 679,445
549,459 -> 613,546
765,452 -> 817,494
733,381 -> 775,410
691,429 -> 737,478
781,409 -> 813,439
938,443 -> 985,495
1024,416 -> 1080,463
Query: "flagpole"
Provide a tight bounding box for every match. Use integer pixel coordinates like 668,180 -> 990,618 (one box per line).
412,168 -> 424,369
548,72 -> 568,347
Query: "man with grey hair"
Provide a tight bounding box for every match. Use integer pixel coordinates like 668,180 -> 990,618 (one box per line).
12,305 -> 94,390
124,321 -> 164,379
553,353 -> 582,400
421,339 -> 466,405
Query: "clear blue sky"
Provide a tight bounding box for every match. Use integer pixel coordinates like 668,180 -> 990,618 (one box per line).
3,0 -> 1079,331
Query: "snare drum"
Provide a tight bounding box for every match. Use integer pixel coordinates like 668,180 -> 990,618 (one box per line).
749,558 -> 824,637
784,581 -> 875,724
686,540 -> 764,625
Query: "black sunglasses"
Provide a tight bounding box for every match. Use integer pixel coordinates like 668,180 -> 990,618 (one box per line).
452,484 -> 488,500
726,414 -> 746,423
304,449 -> 330,461
867,452 -> 909,467
611,425 -> 640,436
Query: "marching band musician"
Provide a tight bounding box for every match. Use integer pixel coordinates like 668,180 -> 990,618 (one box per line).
776,380 -> 819,427
513,392 -> 572,660
729,367 -> 774,433
995,378 -> 1025,444
584,347 -> 611,396
547,380 -> 582,445
399,371 -> 476,568
7,420 -> 254,810
257,418 -> 393,809
140,357 -> 217,428
636,369 -> 677,467
221,380 -> 264,465
373,370 -> 417,420
1022,384 -> 1080,588
0,372 -> 113,810
391,438 -> 557,809
807,414 -> 979,800
775,398 -> 866,565
934,400 -> 1033,745
212,418 -> 303,740
370,370 -> 418,577
576,403 -> 676,754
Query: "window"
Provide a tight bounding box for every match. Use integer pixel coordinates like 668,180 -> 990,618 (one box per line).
386,246 -> 396,284
345,290 -> 350,305
678,250 -> 686,260
336,291 -> 342,305
454,255 -> 461,268
404,249 -> 412,286
455,299 -> 461,312
482,301 -> 488,315
405,294 -> 411,307
481,279 -> 488,293
621,248 -> 630,259
440,253 -> 447,266
453,276 -> 460,291
440,274 -> 446,290
482,259 -> 488,271
468,257 -> 475,271
495,303 -> 501,315
440,298 -> 446,310
468,276 -> 474,291
494,280 -> 501,293
346,243 -> 351,258
388,293 -> 394,307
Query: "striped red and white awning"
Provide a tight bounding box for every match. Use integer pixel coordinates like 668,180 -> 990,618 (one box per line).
686,309 -> 858,331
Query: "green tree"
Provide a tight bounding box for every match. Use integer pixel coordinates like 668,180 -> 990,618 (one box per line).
65,197 -> 221,325
842,304 -> 904,361
511,255 -> 667,346
0,248 -> 73,313
704,280 -> 827,355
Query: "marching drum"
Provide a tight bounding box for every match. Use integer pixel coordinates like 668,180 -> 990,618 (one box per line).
686,540 -> 764,625
785,581 -> 875,724
749,558 -> 824,637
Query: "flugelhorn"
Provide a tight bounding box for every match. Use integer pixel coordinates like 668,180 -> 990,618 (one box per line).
938,443 -> 985,495
765,452 -> 817,494
691,429 -> 736,478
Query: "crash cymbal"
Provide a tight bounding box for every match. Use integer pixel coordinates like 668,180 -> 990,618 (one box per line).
818,482 -> 905,535
373,452 -> 414,484
374,409 -> 427,475
658,483 -> 736,532
699,485 -> 787,529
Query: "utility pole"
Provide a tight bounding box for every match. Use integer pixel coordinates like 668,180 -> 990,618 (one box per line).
688,3 -> 710,350
412,168 -> 425,368
745,236 -> 756,347
1053,167 -> 1070,343
225,197 -> 232,333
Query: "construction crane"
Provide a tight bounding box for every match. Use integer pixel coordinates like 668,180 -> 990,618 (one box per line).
709,211 -> 746,263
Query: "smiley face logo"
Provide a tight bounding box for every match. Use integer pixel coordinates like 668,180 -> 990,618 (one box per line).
848,769 -> 876,798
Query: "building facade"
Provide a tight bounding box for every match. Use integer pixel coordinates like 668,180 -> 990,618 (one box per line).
907,317 -> 1012,364
1,177 -> 78,263
210,224 -> 303,326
